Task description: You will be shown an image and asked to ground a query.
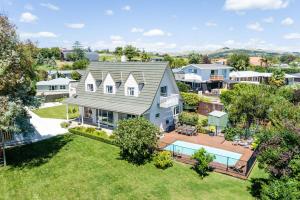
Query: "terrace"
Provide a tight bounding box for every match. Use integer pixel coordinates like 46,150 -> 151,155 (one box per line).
159,132 -> 256,179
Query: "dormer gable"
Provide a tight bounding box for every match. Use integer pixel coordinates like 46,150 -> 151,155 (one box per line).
103,73 -> 116,94
124,73 -> 139,97
85,72 -> 96,92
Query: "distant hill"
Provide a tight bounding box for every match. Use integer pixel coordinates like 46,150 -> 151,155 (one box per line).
207,48 -> 300,58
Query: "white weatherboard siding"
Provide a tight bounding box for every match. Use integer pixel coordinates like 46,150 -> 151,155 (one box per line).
124,74 -> 139,97
85,72 -> 96,92
148,68 -> 182,131
103,73 -> 116,94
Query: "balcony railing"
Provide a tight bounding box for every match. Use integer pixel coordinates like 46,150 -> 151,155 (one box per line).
210,75 -> 224,81
160,94 -> 179,108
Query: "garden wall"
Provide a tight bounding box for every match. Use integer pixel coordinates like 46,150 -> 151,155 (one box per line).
197,101 -> 224,116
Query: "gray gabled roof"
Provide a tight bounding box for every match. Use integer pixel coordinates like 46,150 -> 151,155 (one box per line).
66,62 -> 169,115
37,77 -> 76,86
187,64 -> 233,70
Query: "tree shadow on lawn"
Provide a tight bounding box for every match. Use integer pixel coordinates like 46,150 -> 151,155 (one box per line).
247,177 -> 269,198
5,134 -> 73,169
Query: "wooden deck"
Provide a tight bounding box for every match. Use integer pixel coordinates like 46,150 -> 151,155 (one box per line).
159,132 -> 256,179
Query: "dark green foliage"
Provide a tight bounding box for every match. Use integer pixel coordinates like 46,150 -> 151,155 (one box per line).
188,52 -> 202,64
72,41 -> 85,60
181,92 -> 200,106
176,82 -> 191,92
224,127 -> 243,141
114,117 -> 159,164
72,59 -> 89,69
36,69 -> 48,81
71,71 -> 82,80
192,148 -> 215,178
163,54 -> 188,68
123,45 -> 138,61
39,47 -> 61,60
202,55 -> 211,64
269,69 -> 285,87
141,50 -> 150,62
178,112 -> 199,126
154,151 -> 173,169
114,46 -> 123,56
227,53 -> 250,70
279,54 -> 297,64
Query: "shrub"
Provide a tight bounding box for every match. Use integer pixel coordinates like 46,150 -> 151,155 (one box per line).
154,151 -> 173,169
201,118 -> 208,127
261,179 -> 300,200
114,117 -> 159,164
181,92 -> 200,107
192,148 -> 215,178
72,59 -> 89,69
177,82 -> 191,92
224,127 -> 243,141
60,121 -> 70,128
178,112 -> 199,126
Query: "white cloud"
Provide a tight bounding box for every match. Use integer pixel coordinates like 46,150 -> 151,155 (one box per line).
263,17 -> 274,23
281,17 -> 294,26
224,0 -> 289,11
19,12 -> 38,23
65,23 -> 85,29
205,21 -> 217,27
110,35 -> 123,41
284,33 -> 300,39
20,31 -> 57,38
24,4 -> 34,10
122,5 -> 131,11
105,10 -> 114,16
247,22 -> 264,31
40,3 -> 60,11
131,27 -> 144,33
143,29 -> 165,37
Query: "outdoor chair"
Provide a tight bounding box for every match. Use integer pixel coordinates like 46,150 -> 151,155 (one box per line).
231,164 -> 245,173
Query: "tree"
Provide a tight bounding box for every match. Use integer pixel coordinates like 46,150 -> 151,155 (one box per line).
141,50 -> 150,62
71,71 -> 82,80
72,59 -> 89,69
170,58 -> 188,68
0,15 -> 39,165
123,45 -> 138,61
114,117 -> 159,164
114,46 -> 123,56
192,148 -> 215,178
280,54 -> 296,64
227,53 -> 250,71
202,55 -> 211,64
188,53 -> 202,64
36,52 -> 44,65
176,82 -> 191,92
72,41 -> 85,60
269,69 -> 285,88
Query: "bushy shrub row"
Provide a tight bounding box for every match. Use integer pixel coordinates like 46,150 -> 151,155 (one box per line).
178,112 -> 199,126
224,127 -> 243,141
69,126 -> 115,145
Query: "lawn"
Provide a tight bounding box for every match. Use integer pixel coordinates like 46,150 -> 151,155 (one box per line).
32,104 -> 79,119
0,134 -> 266,200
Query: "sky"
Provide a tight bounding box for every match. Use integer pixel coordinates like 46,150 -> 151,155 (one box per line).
1,0 -> 300,53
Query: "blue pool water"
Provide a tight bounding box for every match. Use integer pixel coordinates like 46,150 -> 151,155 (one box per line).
164,140 -> 242,166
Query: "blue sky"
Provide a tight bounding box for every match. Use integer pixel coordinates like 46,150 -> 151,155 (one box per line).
1,0 -> 300,52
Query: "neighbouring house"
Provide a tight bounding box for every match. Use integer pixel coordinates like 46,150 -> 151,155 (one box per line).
292,73 -> 300,83
65,62 -> 183,131
229,71 -> 295,85
61,49 -> 99,61
173,64 -> 233,92
48,70 -> 86,79
36,77 -> 78,96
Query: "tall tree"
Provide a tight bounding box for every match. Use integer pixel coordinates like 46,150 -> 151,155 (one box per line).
202,55 -> 211,64
114,46 -> 123,56
0,15 -> 39,165
141,50 -> 150,62
188,52 -> 202,64
227,53 -> 250,71
72,41 -> 85,60
269,69 -> 285,88
123,45 -> 138,61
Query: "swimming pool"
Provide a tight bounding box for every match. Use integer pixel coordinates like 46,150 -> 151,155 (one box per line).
164,140 -> 242,166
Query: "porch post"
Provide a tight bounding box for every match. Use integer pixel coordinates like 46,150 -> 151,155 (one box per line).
81,107 -> 84,125
1,132 -> 6,166
66,104 -> 69,121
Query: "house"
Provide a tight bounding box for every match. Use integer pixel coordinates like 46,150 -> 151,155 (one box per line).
291,73 -> 300,83
173,64 -> 233,92
61,49 -> 99,61
229,71 -> 295,85
65,62 -> 183,131
36,77 -> 78,96
48,70 -> 86,79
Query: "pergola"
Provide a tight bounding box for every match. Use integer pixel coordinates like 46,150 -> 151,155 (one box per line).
208,110 -> 228,136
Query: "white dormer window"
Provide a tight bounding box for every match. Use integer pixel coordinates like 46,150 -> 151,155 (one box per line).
127,87 -> 135,96
106,85 -> 113,94
87,84 -> 94,92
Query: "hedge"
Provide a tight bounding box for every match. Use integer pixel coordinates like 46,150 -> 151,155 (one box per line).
178,112 -> 199,126
68,127 -> 116,146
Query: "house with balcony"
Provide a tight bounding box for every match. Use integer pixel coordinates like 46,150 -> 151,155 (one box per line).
173,64 -> 232,92
66,62 -> 182,131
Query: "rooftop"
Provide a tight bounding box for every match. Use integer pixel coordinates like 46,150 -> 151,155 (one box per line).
188,64 -> 233,70
37,77 -> 77,86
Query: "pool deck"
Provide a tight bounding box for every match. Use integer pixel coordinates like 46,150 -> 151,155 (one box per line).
159,132 -> 256,179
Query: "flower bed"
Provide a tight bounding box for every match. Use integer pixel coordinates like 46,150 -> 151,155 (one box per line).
68,127 -> 115,145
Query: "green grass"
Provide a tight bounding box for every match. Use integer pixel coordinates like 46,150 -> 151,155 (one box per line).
32,104 -> 79,119
0,134 -> 266,200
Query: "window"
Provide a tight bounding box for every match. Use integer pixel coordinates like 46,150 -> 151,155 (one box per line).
127,87 -> 135,96
211,70 -> 217,76
87,84 -> 94,92
49,85 -> 57,90
173,105 -> 180,116
155,113 -> 160,118
188,68 -> 197,74
60,85 -> 66,90
106,85 -> 113,94
160,86 -> 167,97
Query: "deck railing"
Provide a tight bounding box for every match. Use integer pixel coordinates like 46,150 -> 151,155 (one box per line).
158,141 -> 257,179
210,75 -> 224,81
160,94 -> 179,108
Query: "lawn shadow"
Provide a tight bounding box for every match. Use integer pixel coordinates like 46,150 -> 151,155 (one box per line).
6,134 -> 73,169
247,177 -> 269,198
